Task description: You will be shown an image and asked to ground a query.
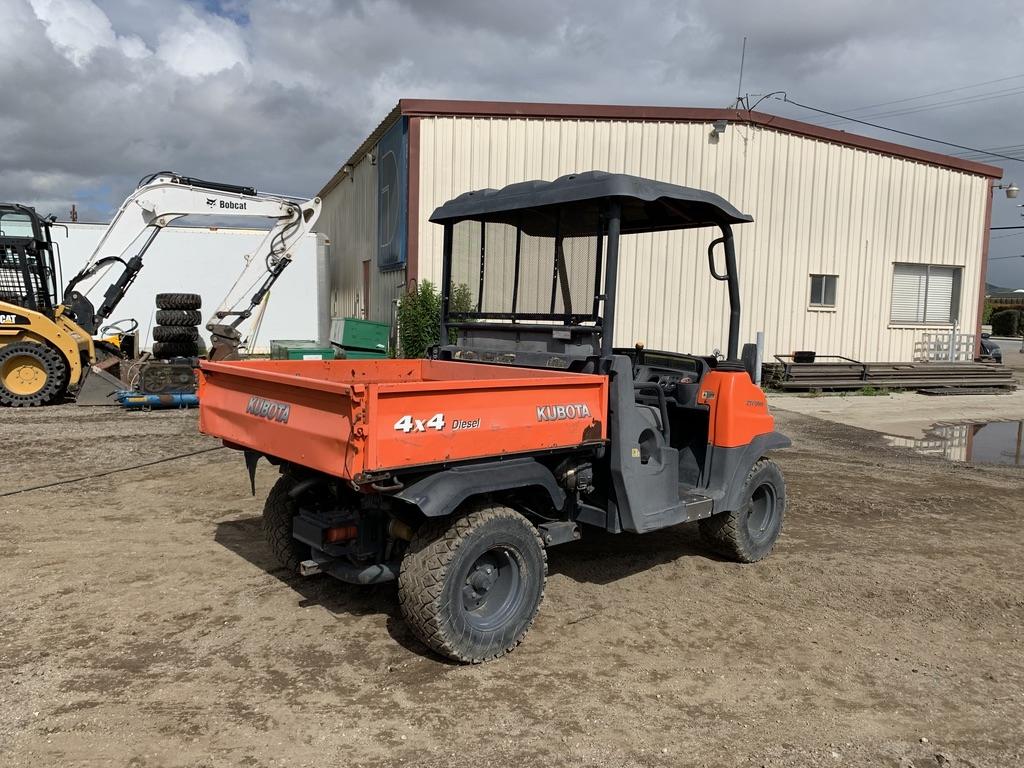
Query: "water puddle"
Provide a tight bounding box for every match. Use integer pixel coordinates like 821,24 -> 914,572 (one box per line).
885,420 -> 1024,466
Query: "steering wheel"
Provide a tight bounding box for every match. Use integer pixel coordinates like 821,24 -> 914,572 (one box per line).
100,318 -> 139,336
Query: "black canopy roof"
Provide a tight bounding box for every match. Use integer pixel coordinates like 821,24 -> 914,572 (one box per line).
429,171 -> 752,237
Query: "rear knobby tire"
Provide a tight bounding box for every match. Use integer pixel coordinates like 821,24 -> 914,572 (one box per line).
699,458 -> 785,563
152,340 -> 200,359
399,504 -> 547,663
155,293 -> 202,310
0,342 -> 67,407
152,325 -> 200,342
154,309 -> 202,326
262,473 -> 311,574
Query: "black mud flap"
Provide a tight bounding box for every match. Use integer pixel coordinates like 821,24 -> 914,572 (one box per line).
244,450 -> 262,496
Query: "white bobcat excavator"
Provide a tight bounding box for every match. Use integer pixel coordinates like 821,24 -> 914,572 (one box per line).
0,172 -> 321,406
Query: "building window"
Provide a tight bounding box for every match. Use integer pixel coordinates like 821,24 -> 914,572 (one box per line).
809,274 -> 837,308
890,264 -> 962,325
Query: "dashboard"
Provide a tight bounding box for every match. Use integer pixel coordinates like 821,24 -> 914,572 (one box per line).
614,347 -> 716,404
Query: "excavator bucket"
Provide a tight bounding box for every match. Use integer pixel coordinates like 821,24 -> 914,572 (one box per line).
74,365 -> 126,406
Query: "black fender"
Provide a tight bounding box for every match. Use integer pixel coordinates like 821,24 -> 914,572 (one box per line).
394,458 -> 566,518
717,431 -> 791,512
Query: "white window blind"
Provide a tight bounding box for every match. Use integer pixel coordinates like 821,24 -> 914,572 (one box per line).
924,268 -> 954,323
890,264 -> 961,324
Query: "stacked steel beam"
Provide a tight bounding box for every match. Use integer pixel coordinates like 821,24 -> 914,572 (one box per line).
763,357 -> 1015,392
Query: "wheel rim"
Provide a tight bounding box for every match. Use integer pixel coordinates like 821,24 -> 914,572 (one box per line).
1,353 -> 48,396
460,546 -> 524,632
745,482 -> 777,544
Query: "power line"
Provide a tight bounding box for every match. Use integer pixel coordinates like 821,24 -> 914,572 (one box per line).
989,254 -> 1024,260
956,143 -> 1024,155
955,147 -> 1024,161
836,72 -> 1024,115
773,95 -> 1024,165
819,83 -> 1024,127
854,86 -> 1024,122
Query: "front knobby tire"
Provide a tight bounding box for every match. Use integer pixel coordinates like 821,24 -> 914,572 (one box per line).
262,473 -> 312,574
399,504 -> 547,663
0,342 -> 68,407
700,458 -> 786,563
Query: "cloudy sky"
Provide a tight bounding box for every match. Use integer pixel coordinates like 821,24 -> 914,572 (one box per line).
3,0 -> 1024,285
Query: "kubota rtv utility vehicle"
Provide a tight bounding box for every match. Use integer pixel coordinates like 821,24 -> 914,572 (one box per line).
199,172 -> 789,663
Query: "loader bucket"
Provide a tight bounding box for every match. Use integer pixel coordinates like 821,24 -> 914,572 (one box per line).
74,365 -> 126,406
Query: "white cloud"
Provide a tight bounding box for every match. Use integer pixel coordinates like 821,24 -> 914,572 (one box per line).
118,33 -> 149,59
28,0 -> 149,66
156,5 -> 250,78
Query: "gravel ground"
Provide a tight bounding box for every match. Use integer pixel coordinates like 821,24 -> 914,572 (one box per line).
0,405 -> 1021,767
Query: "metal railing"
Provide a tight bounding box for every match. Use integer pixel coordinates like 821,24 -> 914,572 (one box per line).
914,328 -> 976,362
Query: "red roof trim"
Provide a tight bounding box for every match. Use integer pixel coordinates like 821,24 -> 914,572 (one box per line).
398,99 -> 1003,179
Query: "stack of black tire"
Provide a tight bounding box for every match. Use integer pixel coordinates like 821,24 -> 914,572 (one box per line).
152,293 -> 203,359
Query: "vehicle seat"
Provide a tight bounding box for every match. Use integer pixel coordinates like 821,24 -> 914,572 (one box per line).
674,381 -> 701,407
636,404 -> 664,433
634,404 -> 668,465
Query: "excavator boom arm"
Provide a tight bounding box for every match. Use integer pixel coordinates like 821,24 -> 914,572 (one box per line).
65,173 -> 322,350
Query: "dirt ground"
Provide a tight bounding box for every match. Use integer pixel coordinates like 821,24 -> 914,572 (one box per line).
1,405 -> 1022,768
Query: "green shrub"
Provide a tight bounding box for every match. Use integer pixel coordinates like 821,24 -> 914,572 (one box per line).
450,283 -> 473,317
856,386 -> 890,397
396,281 -> 474,358
982,300 -> 995,324
991,309 -> 1020,337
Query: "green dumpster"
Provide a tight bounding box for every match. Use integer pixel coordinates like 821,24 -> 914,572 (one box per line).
330,317 -> 389,359
269,340 -> 337,360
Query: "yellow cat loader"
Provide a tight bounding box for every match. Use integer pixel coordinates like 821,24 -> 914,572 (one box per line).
0,204 -> 100,405
0,174 -> 321,406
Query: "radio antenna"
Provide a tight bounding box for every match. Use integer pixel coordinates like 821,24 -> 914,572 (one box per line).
735,36 -> 747,108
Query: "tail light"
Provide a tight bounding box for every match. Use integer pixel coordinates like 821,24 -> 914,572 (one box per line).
325,525 -> 358,543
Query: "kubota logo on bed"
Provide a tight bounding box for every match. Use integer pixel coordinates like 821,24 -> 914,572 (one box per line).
245,396 -> 290,423
536,403 -> 592,422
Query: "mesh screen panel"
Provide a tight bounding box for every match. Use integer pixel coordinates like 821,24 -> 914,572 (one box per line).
0,245 -> 51,312
449,218 -> 603,322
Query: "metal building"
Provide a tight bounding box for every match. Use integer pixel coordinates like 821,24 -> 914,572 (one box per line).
316,100 -> 1001,362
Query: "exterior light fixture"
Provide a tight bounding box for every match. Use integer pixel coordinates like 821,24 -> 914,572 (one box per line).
994,182 -> 1019,198
712,120 -> 728,135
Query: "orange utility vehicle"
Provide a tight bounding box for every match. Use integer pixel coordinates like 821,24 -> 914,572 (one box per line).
198,172 -> 789,663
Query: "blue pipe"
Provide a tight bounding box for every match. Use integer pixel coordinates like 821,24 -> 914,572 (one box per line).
115,391 -> 199,410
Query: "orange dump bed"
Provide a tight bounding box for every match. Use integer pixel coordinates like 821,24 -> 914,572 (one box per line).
198,358 -> 608,481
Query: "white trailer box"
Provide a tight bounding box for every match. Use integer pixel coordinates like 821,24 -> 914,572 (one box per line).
56,223 -> 325,353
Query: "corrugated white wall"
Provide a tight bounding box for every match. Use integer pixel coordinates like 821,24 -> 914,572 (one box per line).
415,117 -> 990,361
318,149 -> 405,326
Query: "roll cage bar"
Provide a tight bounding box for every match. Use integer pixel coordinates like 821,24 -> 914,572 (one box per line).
429,171 -> 752,362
